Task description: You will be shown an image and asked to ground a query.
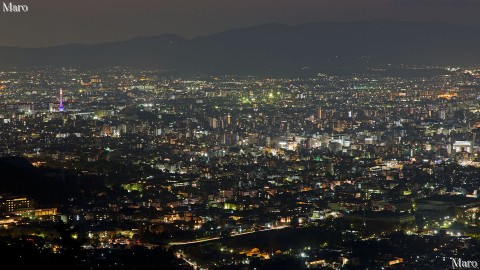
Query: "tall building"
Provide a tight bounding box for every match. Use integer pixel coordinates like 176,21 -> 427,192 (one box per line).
439,109 -> 446,120
58,88 -> 65,111
209,117 -> 218,129
226,113 -> 231,125
317,107 -> 324,119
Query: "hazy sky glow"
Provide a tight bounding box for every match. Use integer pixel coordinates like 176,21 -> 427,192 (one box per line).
1,0 -> 480,47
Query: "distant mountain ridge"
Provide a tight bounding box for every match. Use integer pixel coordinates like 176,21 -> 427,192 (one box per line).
1,20 -> 480,73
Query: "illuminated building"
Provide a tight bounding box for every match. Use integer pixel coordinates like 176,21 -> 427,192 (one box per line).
0,195 -> 34,214
58,88 -> 65,111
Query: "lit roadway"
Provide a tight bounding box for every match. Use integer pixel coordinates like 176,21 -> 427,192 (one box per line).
169,225 -> 289,246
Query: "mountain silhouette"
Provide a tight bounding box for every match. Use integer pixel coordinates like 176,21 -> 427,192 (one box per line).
0,156 -> 76,205
1,20 -> 479,74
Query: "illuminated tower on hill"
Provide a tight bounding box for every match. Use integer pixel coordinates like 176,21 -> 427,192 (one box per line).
59,88 -> 65,111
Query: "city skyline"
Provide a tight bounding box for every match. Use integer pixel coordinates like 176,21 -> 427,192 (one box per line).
1,66 -> 480,269
2,1 -> 480,269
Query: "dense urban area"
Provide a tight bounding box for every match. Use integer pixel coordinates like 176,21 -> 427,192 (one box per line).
1,66 -> 480,269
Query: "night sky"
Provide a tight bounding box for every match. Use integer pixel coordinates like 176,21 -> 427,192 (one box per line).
1,0 -> 480,47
